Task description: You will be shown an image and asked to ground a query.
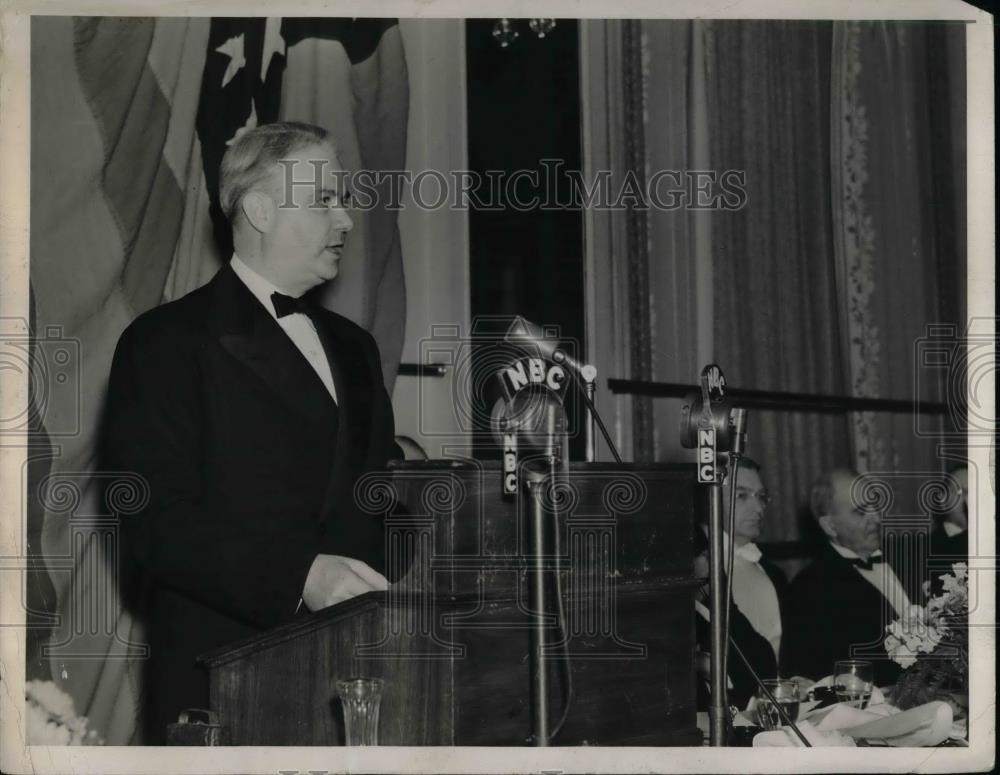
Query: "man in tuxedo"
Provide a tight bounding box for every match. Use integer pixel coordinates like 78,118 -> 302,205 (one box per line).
104,122 -> 401,742
721,458 -> 787,664
693,458 -> 785,709
783,468 -> 908,686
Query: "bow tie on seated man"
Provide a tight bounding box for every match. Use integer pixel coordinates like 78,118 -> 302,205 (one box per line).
783,468 -> 909,687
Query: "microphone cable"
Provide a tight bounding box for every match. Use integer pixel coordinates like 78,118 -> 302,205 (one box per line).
722,455 -> 741,706
548,473 -> 575,741
571,371 -> 622,463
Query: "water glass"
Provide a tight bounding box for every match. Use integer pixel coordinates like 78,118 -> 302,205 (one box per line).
754,679 -> 801,730
833,660 -> 874,709
335,677 -> 384,745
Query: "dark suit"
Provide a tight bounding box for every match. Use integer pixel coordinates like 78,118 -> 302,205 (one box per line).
782,543 -> 904,686
103,264 -> 400,742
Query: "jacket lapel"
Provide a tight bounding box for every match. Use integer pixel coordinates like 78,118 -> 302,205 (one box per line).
209,265 -> 339,433
312,313 -> 375,521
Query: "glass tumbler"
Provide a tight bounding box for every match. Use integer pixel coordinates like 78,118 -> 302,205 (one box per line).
335,677 -> 384,745
833,660 -> 874,709
754,679 -> 801,730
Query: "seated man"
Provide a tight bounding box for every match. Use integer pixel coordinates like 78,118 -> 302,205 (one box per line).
721,458 -> 786,664
783,468 -> 907,686
693,542 -> 778,711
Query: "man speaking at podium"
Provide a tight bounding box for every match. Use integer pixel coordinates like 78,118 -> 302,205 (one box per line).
104,122 -> 401,742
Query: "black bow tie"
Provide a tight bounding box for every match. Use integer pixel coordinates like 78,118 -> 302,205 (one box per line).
848,555 -> 884,571
271,291 -> 311,319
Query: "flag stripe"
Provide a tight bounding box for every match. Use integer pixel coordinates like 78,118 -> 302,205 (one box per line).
75,17 -> 187,313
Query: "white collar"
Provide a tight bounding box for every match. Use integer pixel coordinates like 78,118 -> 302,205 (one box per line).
230,254 -> 298,319
735,539 -> 762,564
943,521 -> 965,537
713,528 -> 763,564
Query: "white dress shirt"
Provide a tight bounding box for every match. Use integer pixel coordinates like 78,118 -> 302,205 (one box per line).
723,533 -> 783,661
829,542 -> 911,618
230,255 -> 338,404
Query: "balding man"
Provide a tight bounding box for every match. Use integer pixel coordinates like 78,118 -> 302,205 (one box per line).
782,468 -> 907,686
104,122 -> 401,741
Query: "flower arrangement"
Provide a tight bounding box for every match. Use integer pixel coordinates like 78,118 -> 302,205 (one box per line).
25,679 -> 103,745
884,563 -> 969,712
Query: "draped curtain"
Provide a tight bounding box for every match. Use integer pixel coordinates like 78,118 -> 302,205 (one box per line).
831,21 -> 966,491
640,20 -> 964,551
28,16 -> 408,744
705,21 -> 852,546
641,21 -> 713,464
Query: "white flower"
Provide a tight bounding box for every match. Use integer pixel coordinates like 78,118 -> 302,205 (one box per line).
25,680 -> 103,746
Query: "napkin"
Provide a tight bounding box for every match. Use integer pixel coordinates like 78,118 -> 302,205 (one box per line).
841,701 -> 954,747
752,720 -> 856,747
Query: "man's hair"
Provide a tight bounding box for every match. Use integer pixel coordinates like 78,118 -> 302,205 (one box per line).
809,467 -> 859,519
218,121 -> 332,223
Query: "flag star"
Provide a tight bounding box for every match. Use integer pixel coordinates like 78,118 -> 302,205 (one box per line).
215,33 -> 246,89
226,99 -> 258,146
261,18 -> 286,81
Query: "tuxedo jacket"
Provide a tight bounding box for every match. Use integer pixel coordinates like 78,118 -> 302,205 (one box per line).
781,544 -> 904,687
103,264 -> 400,742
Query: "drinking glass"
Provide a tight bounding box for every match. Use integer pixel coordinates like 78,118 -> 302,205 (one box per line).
335,677 -> 384,745
833,660 -> 874,709
754,679 -> 801,730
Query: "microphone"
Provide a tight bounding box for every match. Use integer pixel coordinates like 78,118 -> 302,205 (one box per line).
730,408 -> 748,457
490,388 -> 567,453
504,316 -> 594,382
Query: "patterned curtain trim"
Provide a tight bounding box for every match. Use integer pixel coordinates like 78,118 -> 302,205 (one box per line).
831,21 -> 887,473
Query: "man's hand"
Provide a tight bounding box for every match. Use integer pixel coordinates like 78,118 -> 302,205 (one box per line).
301,554 -> 389,612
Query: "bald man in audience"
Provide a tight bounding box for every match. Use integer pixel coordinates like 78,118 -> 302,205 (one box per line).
782,468 -> 906,686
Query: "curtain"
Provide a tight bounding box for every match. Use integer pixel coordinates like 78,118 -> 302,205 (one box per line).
705,21 -> 852,547
636,18 -> 967,561
830,21 -> 966,597
641,21 -> 714,463
831,21 -> 966,486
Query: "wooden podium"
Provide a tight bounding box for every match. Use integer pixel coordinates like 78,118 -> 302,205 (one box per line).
200,461 -> 701,745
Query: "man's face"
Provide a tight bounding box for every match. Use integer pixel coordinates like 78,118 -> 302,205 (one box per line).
822,473 -> 883,557
261,142 -> 353,294
724,466 -> 767,545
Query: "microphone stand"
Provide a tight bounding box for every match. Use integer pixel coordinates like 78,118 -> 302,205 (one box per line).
521,400 -> 563,746
706,472 -> 729,746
